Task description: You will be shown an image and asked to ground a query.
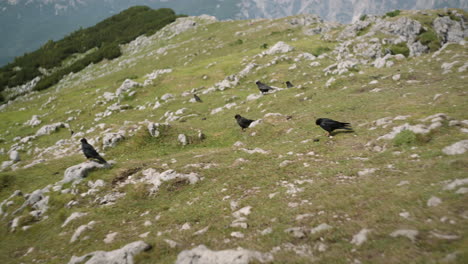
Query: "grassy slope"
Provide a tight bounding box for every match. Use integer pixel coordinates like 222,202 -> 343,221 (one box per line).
0,10 -> 467,264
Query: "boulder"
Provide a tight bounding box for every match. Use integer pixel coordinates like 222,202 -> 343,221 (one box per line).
265,41 -> 294,55
35,122 -> 67,136
9,150 -> 20,162
68,241 -> 151,264
175,245 -> 273,264
62,161 -> 111,185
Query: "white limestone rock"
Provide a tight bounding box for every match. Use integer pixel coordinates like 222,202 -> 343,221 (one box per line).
103,131 -> 125,150
390,229 -> 418,242
442,140 -> 468,155
62,161 -> 111,185
351,229 -> 372,246
427,196 -> 442,207
265,41 -> 294,55
70,221 -> 96,243
24,115 -> 42,127
68,241 -> 151,264
35,122 -> 67,136
175,245 -> 273,264
62,212 -> 88,228
115,79 -> 141,96
139,169 -> 201,194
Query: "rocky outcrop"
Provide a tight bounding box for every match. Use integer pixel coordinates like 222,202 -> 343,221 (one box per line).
433,16 -> 466,44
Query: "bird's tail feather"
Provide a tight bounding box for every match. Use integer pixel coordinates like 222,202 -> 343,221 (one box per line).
96,156 -> 107,164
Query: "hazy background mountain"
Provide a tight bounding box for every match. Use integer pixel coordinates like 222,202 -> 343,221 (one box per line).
1,0 -> 467,66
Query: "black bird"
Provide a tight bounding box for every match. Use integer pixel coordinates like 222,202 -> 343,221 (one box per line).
255,81 -> 274,94
285,81 -> 294,88
235,114 -> 255,131
80,138 -> 107,164
194,94 -> 202,102
315,118 -> 352,137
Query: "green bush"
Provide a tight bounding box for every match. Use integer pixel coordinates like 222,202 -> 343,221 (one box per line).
393,130 -> 417,147
260,43 -> 269,49
385,10 -> 401,17
312,46 -> 331,56
230,39 -> 244,46
359,14 -> 367,21
389,42 -> 410,57
0,174 -> 15,191
417,31 -> 441,52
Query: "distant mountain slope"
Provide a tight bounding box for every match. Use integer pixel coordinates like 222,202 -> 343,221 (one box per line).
1,0 -> 466,66
0,6 -> 181,101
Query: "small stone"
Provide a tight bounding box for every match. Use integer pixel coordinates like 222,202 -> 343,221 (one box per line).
231,231 -> 244,238
427,196 -> 442,207
104,232 -> 118,244
351,228 -> 372,246
390,229 -> 418,242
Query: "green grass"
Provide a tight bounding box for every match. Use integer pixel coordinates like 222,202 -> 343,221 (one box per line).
0,8 -> 467,264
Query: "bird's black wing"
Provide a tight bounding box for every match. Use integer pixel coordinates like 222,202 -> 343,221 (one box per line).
257,82 -> 274,93
322,118 -> 351,131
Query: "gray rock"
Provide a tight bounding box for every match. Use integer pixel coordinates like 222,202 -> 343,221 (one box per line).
372,17 -> 422,42
443,178 -> 468,191
409,41 -> 428,57
9,150 -> 20,162
285,227 -> 308,238
310,223 -> 332,234
351,228 -> 372,246
147,122 -> 168,137
339,19 -> 372,39
390,229 -> 418,242
161,93 -> 174,101
62,212 -> 88,228
144,69 -> 172,86
24,115 -> 42,127
12,187 -> 49,216
427,196 -> 442,207
265,41 -> 294,55
433,16 -> 465,44
35,122 -> 67,136
68,241 -> 151,264
442,140 -> 468,155
103,132 -> 125,150
139,169 -> 201,194
115,79 -> 141,96
62,161 -> 111,185
175,245 -> 273,264
70,221 -> 96,243
178,134 -> 188,145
